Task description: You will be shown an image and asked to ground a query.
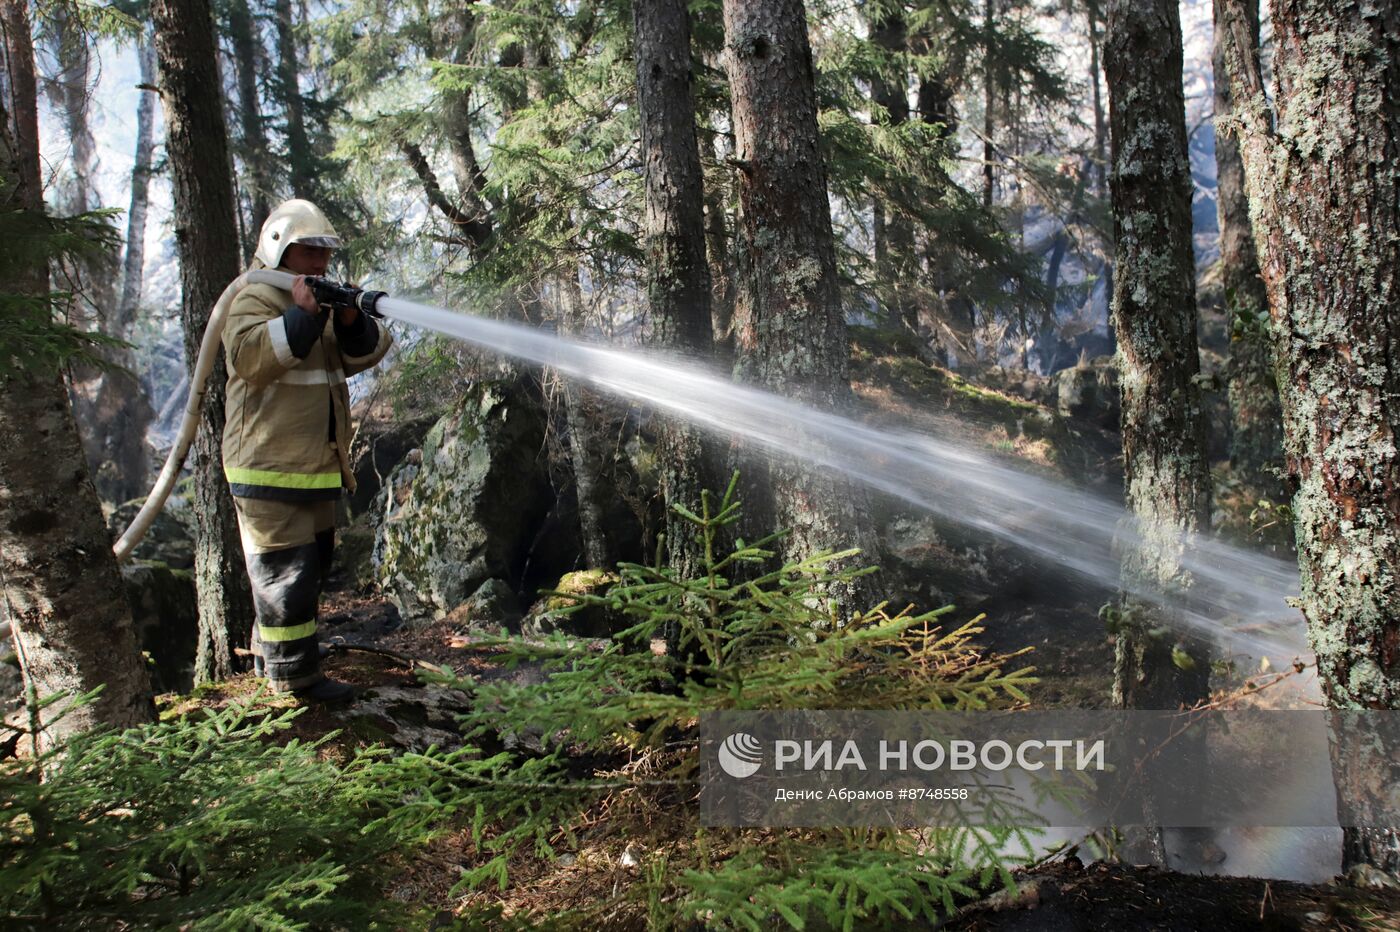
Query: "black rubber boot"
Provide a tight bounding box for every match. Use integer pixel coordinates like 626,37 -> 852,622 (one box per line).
292,678 -> 357,704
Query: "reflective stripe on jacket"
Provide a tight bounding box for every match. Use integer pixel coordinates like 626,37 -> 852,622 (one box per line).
221,265 -> 393,501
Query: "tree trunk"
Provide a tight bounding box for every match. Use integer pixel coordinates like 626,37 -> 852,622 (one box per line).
151,0 -> 256,684
1087,0 -> 1108,203
634,0 -> 717,576
1104,0 -> 1212,712
703,182 -> 736,361
1087,0 -> 1114,313
981,0 -> 995,209
560,273 -> 619,570
700,43 -> 738,360
437,8 -> 493,252
869,9 -> 916,333
115,35 -> 158,339
272,0 -> 314,197
224,0 -> 273,253
1,0 -> 153,748
63,33 -> 161,510
42,3 -> 96,220
1039,155 -> 1094,374
1211,0 -> 1283,498
1222,0 -> 1400,873
721,0 -> 878,597
913,48 -> 974,365
44,4 -> 151,506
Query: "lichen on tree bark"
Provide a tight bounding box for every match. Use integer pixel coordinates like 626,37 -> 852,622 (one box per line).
1222,0 -> 1400,872
1212,0 -> 1283,500
1105,0 -> 1212,711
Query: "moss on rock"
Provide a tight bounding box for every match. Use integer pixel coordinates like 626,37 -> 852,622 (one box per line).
375,379 -> 553,622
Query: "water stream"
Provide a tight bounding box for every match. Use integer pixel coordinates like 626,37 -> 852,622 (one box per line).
376,295 -> 1309,664
372,296 -> 1347,882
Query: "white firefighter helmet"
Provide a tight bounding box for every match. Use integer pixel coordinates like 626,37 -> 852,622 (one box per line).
255,198 -> 342,269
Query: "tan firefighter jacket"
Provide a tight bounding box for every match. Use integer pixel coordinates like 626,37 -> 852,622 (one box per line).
221,265 -> 392,501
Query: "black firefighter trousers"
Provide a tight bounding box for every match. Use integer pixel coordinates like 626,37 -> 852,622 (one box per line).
232,497 -> 336,692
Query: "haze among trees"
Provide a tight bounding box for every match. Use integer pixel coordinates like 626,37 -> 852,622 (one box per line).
2,0 -> 1398,925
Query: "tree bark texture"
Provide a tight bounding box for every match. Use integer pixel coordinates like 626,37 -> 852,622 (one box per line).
1222,0 -> 1400,873
703,180 -> 736,361
151,0 -> 256,683
722,0 -> 878,593
1212,0 -> 1283,497
561,273 -> 620,570
1104,0 -> 1212,710
1223,0 -> 1400,710
1,0 -> 153,747
116,35 -> 158,339
634,0 -> 717,576
699,51 -> 737,360
224,0 -> 272,252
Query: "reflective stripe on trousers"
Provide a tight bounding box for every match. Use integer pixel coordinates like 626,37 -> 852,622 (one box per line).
244,528 -> 335,692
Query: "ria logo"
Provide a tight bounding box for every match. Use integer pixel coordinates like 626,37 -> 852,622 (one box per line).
718,733 -> 763,779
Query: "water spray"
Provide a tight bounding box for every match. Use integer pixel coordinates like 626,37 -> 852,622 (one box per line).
110,272 -> 1312,664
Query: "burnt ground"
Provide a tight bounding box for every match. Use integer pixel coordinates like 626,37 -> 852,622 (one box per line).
967,587 -> 1119,709
944,860 -> 1400,931
250,581 -> 1399,931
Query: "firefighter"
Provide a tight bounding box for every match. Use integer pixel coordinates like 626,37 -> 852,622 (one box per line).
222,199 -> 392,702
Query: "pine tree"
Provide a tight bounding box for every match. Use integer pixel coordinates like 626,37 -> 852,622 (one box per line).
40,3 -> 153,507
222,0 -> 274,253
867,3 -> 916,333
1212,0 -> 1282,500
0,0 -> 154,747
633,0 -> 716,577
1222,0 -> 1400,873
151,0 -> 257,683
1103,0 -> 1211,714
115,31 -> 158,338
272,0 -> 314,197
721,0 -> 879,593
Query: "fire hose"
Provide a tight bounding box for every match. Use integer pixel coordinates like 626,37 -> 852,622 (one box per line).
112,268 -> 386,561
6,271 -> 375,643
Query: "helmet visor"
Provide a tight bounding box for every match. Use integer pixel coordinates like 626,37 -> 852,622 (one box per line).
291,234 -> 342,250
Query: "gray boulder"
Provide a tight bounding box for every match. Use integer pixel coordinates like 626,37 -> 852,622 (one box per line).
340,684 -> 474,752
461,577 -> 523,630
1054,356 -> 1120,430
375,379 -> 552,620
524,569 -> 624,639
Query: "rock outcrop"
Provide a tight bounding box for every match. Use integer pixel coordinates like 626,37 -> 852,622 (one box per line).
375,379 -> 553,620
1052,355 -> 1120,431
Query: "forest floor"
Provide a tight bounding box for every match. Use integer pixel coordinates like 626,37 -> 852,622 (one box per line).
131,335 -> 1356,927
944,860 -> 1400,931
146,579 -> 1399,931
